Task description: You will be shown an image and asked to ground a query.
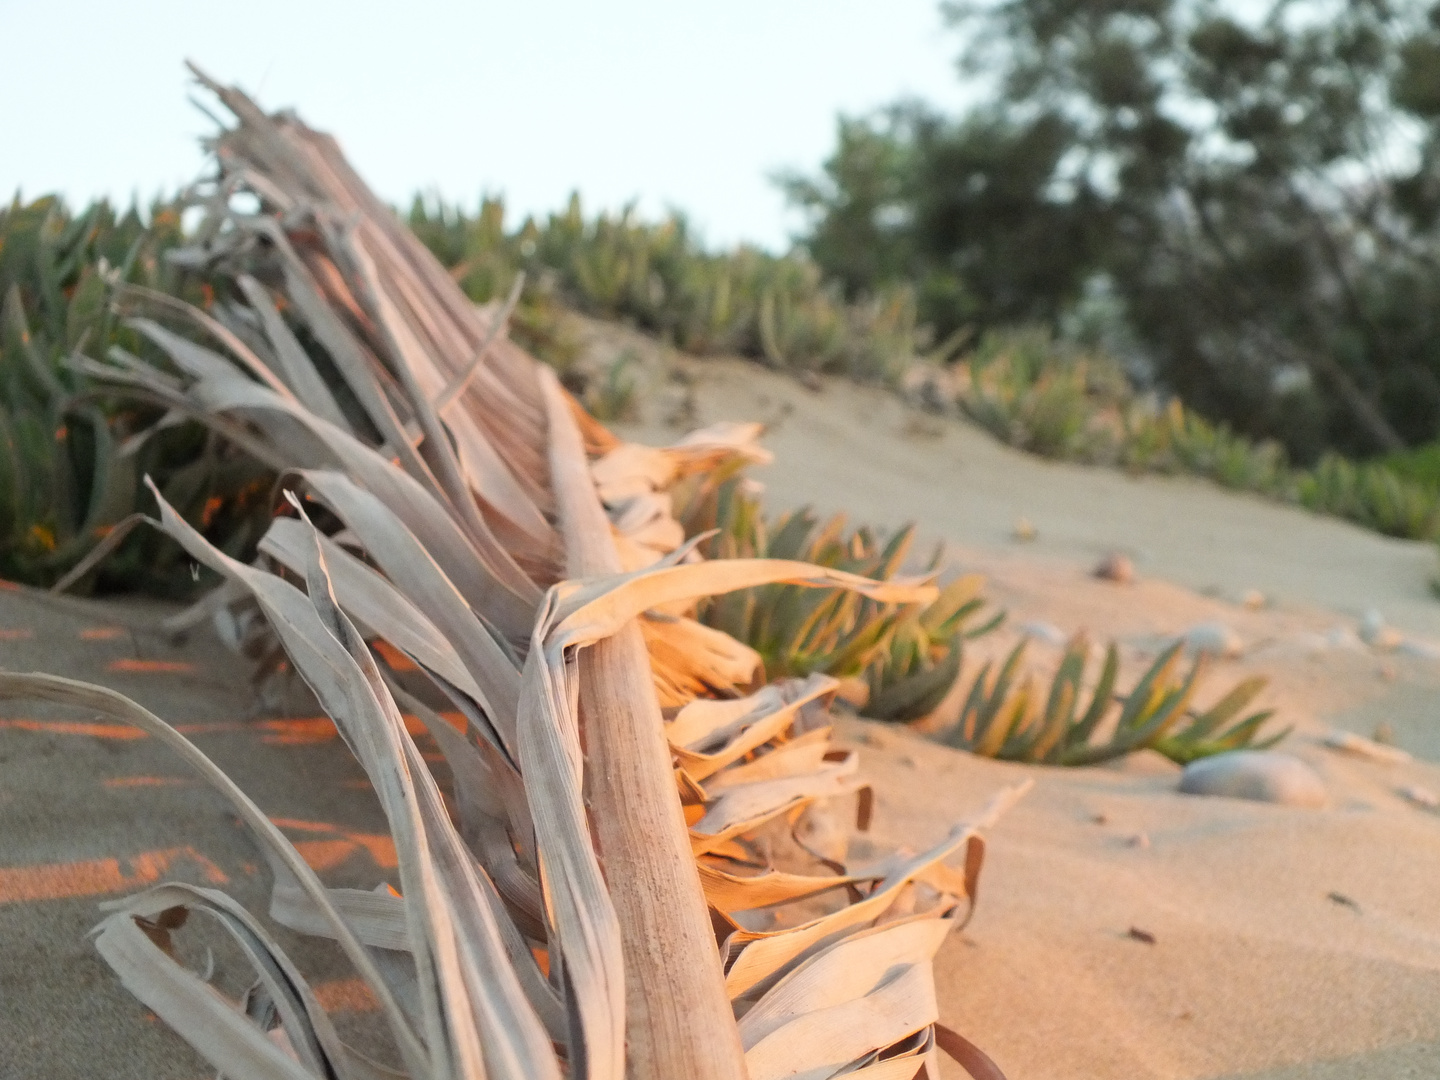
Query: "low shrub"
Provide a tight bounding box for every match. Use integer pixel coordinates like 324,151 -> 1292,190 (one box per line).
916,328 -> 1440,541
409,195 -> 929,383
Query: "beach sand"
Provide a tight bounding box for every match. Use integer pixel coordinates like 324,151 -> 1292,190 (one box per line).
611,325 -> 1440,1078
4,322 -> 1440,1077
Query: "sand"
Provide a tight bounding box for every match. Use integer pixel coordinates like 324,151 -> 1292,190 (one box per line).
5,322 -> 1440,1077
852,723 -> 1440,1079
0,585 -> 400,1078
611,322 -> 1440,1078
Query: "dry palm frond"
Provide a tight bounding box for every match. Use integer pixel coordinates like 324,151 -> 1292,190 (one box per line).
5,71 -> 1024,1080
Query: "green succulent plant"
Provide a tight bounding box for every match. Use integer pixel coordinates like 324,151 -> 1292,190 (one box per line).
1296,453 -> 1440,540
862,572 -> 993,723
945,634 -> 1286,766
683,475 -> 1286,762
0,195 -> 277,594
952,329 -> 1107,459
685,477 -> 1000,719
941,329 -> 1440,544
587,349 -> 641,423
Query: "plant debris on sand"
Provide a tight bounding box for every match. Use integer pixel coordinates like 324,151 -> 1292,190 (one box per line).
2,70 -> 1030,1080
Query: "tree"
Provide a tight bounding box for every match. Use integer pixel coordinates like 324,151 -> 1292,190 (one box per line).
780,102 -> 1106,340
788,0 -> 1440,460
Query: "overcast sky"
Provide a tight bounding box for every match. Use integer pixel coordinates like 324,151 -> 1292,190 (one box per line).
1,1 -> 971,251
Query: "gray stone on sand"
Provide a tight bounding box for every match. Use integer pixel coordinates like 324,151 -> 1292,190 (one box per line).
1182,620 -> 1244,658
1178,750 -> 1327,808
1017,619 -> 1067,647
1093,551 -> 1135,583
1324,625 -> 1366,651
1359,608 -> 1403,650
1398,784 -> 1439,809
1398,638 -> 1440,661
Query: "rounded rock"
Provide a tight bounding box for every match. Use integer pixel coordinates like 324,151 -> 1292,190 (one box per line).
1094,552 -> 1135,583
1359,608 -> 1403,650
1178,750 -> 1327,808
1182,621 -> 1244,658
1017,620 -> 1068,647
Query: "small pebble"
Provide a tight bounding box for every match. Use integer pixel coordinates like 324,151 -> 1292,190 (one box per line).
1327,891 -> 1360,912
1012,517 -> 1037,542
1323,729 -> 1412,765
1398,784 -> 1439,809
1182,621 -> 1244,659
1179,750 -> 1327,807
1093,552 -> 1135,583
1127,832 -> 1150,849
1398,639 -> 1440,661
1373,721 -> 1396,744
1359,609 -> 1403,650
1325,626 -> 1366,651
1241,589 -> 1266,610
1017,620 -> 1067,647
1127,927 -> 1157,945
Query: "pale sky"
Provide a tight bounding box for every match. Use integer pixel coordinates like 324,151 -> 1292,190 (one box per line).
1,1 -> 971,251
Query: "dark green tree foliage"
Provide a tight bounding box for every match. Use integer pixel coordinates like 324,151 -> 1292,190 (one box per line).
776,112 -> 923,303
788,0 -> 1440,462
780,105 -> 1107,336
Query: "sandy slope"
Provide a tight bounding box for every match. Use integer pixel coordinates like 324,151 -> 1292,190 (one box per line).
603,329 -> 1440,642
597,320 -> 1440,1078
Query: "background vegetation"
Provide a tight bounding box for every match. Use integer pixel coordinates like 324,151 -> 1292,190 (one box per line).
785,0 -> 1440,466
408,193 -> 938,383
924,328 -> 1440,539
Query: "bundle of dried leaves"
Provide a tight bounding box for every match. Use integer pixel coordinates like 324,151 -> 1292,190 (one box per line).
0,71 -> 1024,1080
